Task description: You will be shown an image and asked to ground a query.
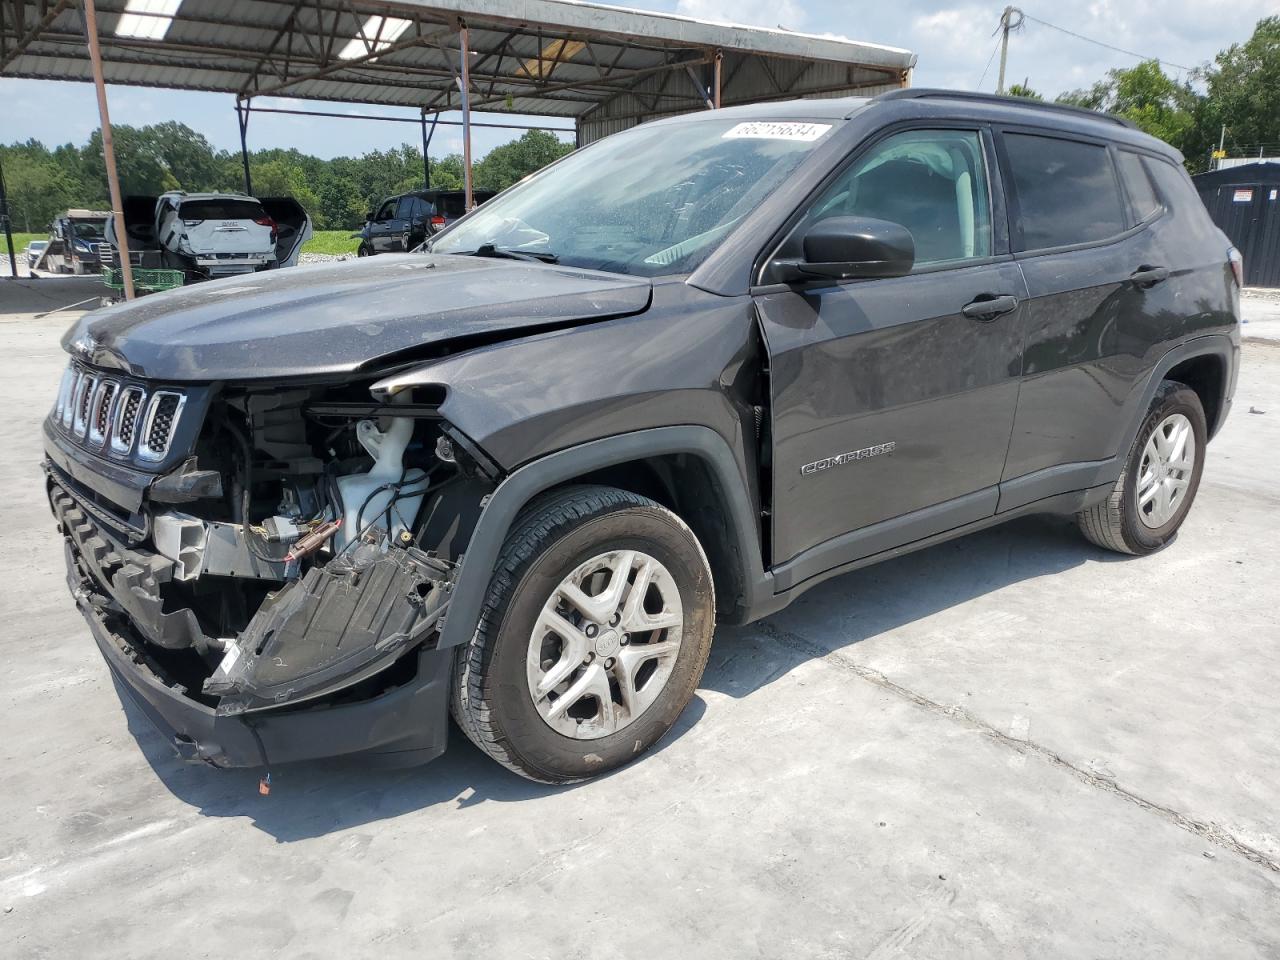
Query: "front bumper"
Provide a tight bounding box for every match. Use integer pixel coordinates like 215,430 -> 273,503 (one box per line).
79,583 -> 453,769
49,460 -> 454,770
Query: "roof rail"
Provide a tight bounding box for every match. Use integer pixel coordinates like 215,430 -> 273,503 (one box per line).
873,88 -> 1137,130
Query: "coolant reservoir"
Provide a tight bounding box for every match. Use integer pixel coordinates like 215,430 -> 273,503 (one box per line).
336,408 -> 426,550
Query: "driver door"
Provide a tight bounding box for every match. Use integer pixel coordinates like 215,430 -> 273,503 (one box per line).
389,196 -> 417,251
757,127 -> 1027,586
369,199 -> 398,252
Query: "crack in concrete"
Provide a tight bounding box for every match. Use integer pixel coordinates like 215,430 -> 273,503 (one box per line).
755,621 -> 1280,875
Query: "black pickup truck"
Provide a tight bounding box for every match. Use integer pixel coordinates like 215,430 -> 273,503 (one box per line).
45,90 -> 1240,783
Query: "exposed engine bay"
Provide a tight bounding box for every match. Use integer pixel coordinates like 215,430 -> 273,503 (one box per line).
47,368 -> 498,724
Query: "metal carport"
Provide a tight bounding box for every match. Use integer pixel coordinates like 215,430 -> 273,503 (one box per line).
1,0 -> 916,297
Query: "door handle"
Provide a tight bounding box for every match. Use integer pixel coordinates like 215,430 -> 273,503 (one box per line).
962,294 -> 1019,321
1130,265 -> 1169,288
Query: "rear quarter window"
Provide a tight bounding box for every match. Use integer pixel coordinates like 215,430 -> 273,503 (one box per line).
1144,158 -> 1201,213
1004,133 -> 1126,250
1117,151 -> 1160,222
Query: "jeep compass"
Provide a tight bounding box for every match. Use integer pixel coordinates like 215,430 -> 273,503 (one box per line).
45,90 -> 1240,783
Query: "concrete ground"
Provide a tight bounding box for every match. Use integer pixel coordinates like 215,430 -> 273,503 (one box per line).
0,276 -> 111,316
1242,288 -> 1280,342
1,285 -> 1278,958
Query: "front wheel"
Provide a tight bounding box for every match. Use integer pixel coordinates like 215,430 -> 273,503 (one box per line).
356,242 -> 372,257
451,485 -> 715,783
1076,381 -> 1207,555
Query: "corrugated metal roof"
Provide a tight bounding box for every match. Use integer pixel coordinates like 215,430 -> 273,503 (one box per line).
2,0 -> 914,122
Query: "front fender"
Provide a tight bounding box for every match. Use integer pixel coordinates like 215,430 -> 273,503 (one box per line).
436,425 -> 773,649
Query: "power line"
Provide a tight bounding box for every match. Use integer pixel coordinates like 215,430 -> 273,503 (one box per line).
1020,12 -> 1195,73
976,34 -> 1003,90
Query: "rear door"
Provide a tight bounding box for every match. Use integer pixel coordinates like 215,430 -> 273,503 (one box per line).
757,126 -> 1027,585
997,130 -> 1178,508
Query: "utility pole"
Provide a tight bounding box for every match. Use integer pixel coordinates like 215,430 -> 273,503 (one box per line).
996,6 -> 1023,95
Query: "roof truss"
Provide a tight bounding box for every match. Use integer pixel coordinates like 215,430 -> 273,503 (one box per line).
1,0 -> 911,120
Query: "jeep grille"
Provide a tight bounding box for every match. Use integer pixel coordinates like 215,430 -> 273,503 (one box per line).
51,363 -> 186,464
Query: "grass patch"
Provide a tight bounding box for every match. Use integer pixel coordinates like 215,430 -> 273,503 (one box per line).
301,231 -> 361,256
2,233 -> 44,254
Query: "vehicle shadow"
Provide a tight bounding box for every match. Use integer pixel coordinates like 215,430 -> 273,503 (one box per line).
123,685 -> 708,842
129,513 -> 1117,839
699,513 -> 1122,700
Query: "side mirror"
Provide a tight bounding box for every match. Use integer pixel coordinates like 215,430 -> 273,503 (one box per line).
790,216 -> 915,280
366,210 -> 376,222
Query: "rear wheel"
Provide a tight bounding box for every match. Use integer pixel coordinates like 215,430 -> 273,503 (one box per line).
1076,381 -> 1206,555
451,485 -> 714,783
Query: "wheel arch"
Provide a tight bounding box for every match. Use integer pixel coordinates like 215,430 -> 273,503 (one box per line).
551,453 -> 751,622
436,426 -> 771,650
1126,335 -> 1237,450
1164,352 -> 1228,439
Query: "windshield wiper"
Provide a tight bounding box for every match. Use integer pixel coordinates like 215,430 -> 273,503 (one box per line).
468,243 -> 559,264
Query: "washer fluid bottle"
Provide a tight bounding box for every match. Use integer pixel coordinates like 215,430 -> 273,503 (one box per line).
336,403 -> 426,550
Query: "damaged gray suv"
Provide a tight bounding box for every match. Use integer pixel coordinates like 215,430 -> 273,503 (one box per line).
45,90 -> 1241,783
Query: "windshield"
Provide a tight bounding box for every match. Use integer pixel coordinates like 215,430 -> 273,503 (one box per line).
431,117 -> 835,276
72,222 -> 105,239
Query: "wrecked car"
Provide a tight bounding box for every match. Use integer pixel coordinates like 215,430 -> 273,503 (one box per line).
46,90 -> 1240,784
106,192 -> 311,281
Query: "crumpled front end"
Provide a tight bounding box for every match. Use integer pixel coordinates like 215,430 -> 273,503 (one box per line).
44,359 -> 496,769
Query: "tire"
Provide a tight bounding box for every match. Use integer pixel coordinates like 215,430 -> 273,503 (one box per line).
1076,381 -> 1207,555
451,485 -> 715,783
356,242 -> 372,257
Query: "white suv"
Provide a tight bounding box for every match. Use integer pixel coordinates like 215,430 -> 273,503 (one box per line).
155,192 -> 303,278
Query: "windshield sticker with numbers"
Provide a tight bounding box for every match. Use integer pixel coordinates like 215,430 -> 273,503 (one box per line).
722,121 -> 832,141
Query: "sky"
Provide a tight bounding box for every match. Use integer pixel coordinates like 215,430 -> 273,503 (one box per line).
0,0 -> 1271,161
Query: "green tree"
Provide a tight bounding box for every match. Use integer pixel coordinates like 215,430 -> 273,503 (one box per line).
1191,17 -> 1280,164
473,130 -> 573,192
1057,61 -> 1199,150
426,154 -> 465,192
2,122 -> 577,234
147,121 -> 234,190
249,157 -> 321,221
1006,82 -> 1042,100
315,172 -> 367,231
84,125 -> 180,196
0,147 -> 77,230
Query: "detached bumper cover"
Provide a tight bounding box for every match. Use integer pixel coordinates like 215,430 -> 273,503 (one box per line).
79,588 -> 454,768
49,461 -> 455,769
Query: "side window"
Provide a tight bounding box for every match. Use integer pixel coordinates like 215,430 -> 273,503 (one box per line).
1117,151 -> 1159,223
376,200 -> 397,221
394,196 -> 417,220
1004,133 -> 1126,250
795,129 -> 993,267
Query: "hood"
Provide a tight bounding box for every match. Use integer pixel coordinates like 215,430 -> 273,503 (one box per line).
64,254 -> 652,381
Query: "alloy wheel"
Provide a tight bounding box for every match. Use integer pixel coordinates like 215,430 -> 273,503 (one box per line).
1137,412 -> 1196,528
526,549 -> 683,740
